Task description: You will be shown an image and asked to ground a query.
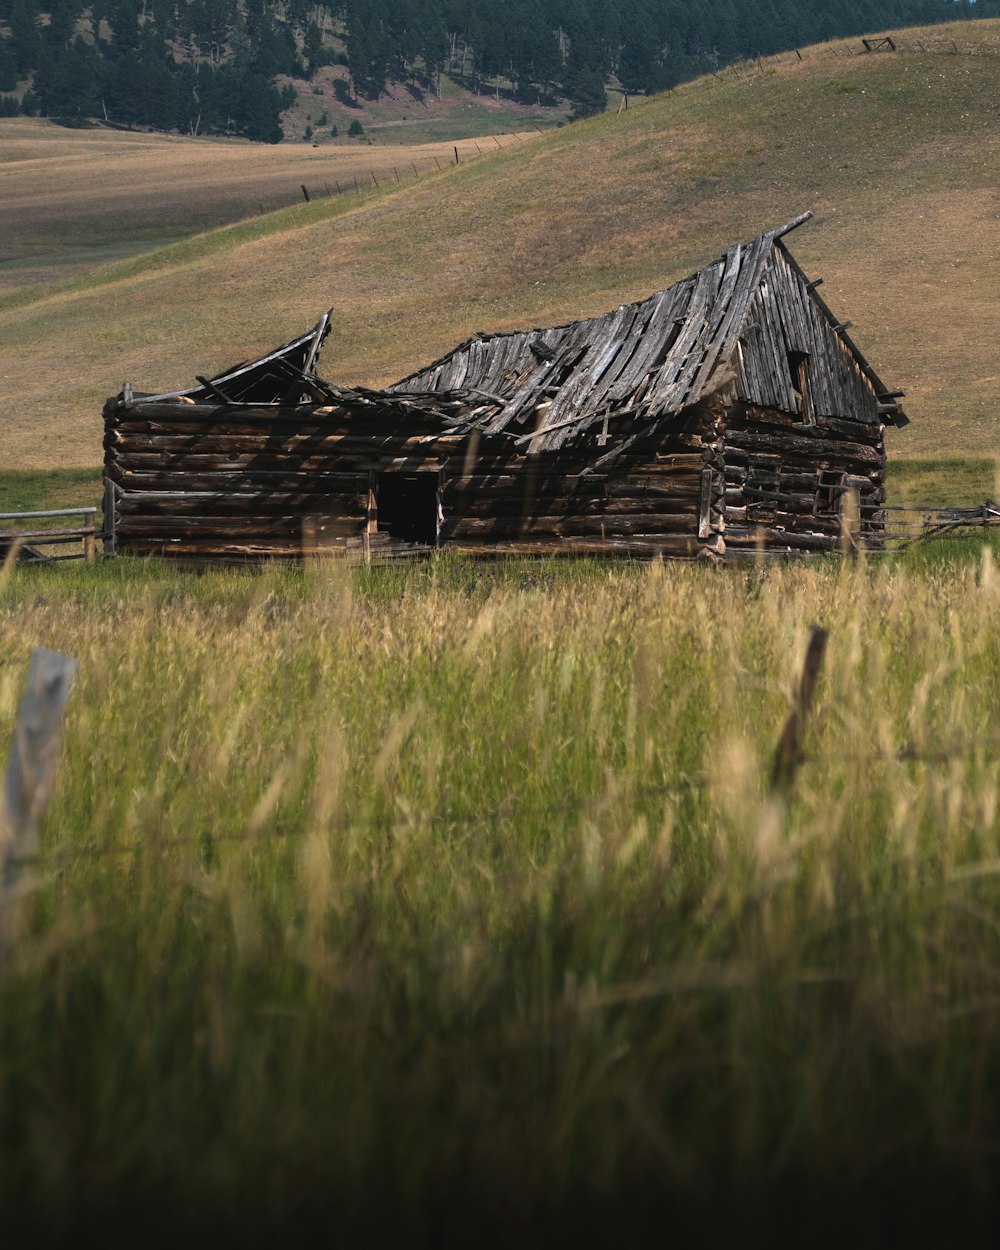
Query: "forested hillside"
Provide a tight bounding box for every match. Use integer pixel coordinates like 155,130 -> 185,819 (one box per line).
1,0 -> 996,140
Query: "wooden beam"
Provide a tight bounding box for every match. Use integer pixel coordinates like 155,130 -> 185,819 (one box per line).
195,376 -> 232,404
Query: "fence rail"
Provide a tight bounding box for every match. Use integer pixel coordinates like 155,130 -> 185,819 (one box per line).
255,130 -> 535,217
881,501 -> 1000,548
0,507 -> 100,564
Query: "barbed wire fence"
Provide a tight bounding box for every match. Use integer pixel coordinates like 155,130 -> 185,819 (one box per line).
257,129 -> 535,215
601,33 -> 1000,113
3,616 -> 1000,895
261,33 -> 999,212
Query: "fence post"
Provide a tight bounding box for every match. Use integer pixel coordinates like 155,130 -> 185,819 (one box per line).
1,649 -> 78,962
103,477 -> 117,556
840,487 -> 861,556
770,626 -> 828,792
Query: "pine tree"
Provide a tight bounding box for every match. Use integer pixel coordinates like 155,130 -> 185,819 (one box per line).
0,39 -> 19,91
9,0 -> 42,77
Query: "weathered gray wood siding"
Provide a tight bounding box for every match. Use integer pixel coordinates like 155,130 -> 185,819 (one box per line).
723,248 -> 886,552
735,249 -> 880,422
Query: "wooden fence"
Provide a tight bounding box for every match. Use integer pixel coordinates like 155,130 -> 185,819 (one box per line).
0,507 -> 100,564
882,502 -> 1000,549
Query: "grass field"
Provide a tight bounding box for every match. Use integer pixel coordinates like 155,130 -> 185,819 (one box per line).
0,120 -> 539,295
5,546 -> 1000,1238
3,24 -> 1000,1237
1,19 -> 998,472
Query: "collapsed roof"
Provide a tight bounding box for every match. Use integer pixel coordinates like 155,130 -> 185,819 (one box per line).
386,211 -> 908,446
122,212 -> 906,454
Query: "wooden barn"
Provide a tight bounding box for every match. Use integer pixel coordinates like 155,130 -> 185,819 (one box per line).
102,213 -> 908,561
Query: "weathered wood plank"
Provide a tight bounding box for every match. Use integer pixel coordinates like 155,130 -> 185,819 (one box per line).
672,230 -> 773,412
686,241 -> 745,402
723,529 -> 837,552
646,261 -> 720,411
119,516 -> 364,537
110,470 -> 371,493
118,534 -> 719,560
725,428 -> 882,465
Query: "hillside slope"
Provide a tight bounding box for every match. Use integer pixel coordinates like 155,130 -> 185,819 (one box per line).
0,119 -> 536,293
1,21 -> 998,469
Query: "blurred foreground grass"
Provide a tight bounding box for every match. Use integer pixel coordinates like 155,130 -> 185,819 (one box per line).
4,548 -> 1000,1240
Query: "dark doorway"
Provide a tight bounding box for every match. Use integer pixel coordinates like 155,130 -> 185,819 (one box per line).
377,473 -> 439,545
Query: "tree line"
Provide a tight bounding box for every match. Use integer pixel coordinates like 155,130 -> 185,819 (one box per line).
1,0 -> 995,139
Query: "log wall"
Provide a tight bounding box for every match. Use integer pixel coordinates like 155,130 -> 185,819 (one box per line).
721,405 -> 885,553
103,399 -> 726,561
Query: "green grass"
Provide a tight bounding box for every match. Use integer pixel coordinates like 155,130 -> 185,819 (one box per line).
887,457 -> 1000,508
5,551 -> 1000,1237
0,468 -> 103,514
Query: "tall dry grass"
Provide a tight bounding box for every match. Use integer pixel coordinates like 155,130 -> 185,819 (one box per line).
3,549 -> 1000,1236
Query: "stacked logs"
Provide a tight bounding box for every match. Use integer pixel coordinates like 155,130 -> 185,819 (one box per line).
721,405 -> 885,553
103,396 -> 726,561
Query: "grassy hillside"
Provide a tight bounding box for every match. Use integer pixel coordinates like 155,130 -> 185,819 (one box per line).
0,119 -> 537,294
277,59 -> 566,145
1,20 -> 998,470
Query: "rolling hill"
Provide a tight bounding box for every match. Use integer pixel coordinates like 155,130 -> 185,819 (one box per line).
1,19 -> 998,470
0,118 -> 538,293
